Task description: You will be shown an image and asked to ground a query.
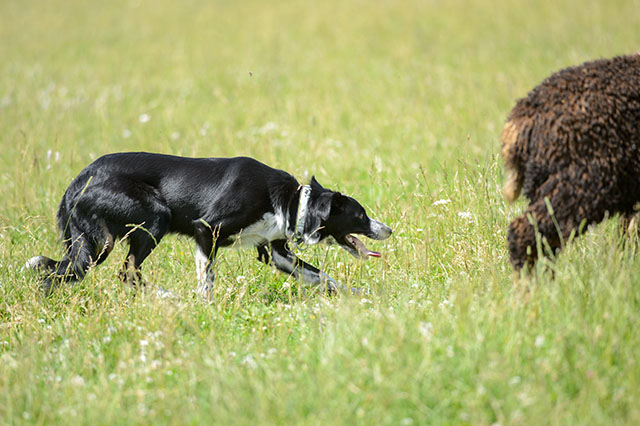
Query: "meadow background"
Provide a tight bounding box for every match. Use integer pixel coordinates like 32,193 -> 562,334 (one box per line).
1,0 -> 640,424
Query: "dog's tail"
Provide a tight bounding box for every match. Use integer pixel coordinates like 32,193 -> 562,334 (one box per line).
27,171 -> 95,294
27,242 -> 94,295
56,189 -> 73,247
56,169 -> 95,248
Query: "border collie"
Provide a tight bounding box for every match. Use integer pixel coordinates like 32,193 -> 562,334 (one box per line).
27,152 -> 392,298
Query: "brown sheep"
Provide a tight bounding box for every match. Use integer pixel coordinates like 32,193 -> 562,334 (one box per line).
502,53 -> 640,270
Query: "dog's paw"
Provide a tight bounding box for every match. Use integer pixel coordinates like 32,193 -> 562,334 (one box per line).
330,280 -> 370,296
349,286 -> 371,296
326,281 -> 339,295
195,284 -> 215,303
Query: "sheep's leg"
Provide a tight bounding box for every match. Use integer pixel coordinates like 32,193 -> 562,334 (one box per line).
507,167 -> 621,270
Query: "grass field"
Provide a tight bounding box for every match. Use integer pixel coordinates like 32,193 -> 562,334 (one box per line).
2,0 -> 640,424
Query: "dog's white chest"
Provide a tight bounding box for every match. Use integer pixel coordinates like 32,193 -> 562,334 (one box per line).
230,212 -> 286,247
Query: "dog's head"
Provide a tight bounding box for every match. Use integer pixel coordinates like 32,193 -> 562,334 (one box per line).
300,177 -> 392,258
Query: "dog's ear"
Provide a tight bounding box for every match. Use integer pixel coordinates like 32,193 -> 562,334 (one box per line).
310,176 -> 324,190
315,191 -> 334,221
302,191 -> 334,245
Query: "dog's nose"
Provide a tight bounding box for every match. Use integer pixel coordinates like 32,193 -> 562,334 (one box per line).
370,220 -> 392,240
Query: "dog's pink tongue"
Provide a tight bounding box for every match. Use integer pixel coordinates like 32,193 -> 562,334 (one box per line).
347,235 -> 382,258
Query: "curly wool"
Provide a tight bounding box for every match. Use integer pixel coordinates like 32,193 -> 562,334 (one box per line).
502,53 -> 640,270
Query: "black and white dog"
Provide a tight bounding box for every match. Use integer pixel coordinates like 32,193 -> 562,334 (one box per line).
28,152 -> 392,298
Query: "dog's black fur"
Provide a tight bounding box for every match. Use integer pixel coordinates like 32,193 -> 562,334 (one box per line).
28,152 -> 392,298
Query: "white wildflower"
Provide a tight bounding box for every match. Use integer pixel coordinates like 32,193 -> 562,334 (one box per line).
259,122 -> 277,134
122,129 -> 132,138
508,376 -> 521,386
156,288 -> 173,299
418,322 -> 433,340
534,335 -> 545,347
432,199 -> 451,206
241,355 -> 257,369
70,375 -> 85,387
139,113 -> 150,123
446,345 -> 454,358
438,298 -> 452,309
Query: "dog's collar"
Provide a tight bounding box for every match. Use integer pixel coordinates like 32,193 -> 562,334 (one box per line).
293,185 -> 312,244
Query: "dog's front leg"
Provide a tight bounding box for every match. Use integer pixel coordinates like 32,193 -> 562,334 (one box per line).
195,244 -> 217,301
263,240 -> 358,295
270,241 -> 338,294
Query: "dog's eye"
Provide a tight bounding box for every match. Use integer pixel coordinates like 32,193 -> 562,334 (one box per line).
358,212 -> 365,220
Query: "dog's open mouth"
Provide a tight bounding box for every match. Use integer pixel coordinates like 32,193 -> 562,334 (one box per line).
344,234 -> 381,258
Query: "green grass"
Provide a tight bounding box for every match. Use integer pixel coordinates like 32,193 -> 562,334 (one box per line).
2,0 -> 640,424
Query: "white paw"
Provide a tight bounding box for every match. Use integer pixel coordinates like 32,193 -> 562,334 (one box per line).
196,284 -> 215,302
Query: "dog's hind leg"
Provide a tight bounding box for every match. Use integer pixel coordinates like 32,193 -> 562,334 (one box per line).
61,177 -> 171,290
66,179 -> 172,289
118,209 -> 171,289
